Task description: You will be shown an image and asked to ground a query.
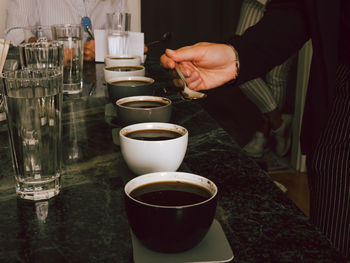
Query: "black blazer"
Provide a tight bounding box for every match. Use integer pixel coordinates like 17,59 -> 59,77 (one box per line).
229,0 -> 344,156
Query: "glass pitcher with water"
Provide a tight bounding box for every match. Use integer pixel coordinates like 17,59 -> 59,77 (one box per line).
106,12 -> 131,57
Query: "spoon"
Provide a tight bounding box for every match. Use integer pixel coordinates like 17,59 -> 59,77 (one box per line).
146,32 -> 172,47
175,66 -> 207,100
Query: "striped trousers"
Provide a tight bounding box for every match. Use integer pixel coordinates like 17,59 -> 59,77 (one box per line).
236,0 -> 295,113
307,64 -> 350,258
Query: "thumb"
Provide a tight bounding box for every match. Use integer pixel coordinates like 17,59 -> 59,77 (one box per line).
165,48 -> 196,63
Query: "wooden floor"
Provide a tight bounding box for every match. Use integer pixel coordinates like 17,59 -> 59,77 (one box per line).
269,171 -> 310,217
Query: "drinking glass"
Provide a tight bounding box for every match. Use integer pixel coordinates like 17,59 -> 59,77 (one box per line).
23,25 -> 54,43
106,12 -> 131,57
1,68 -> 63,200
52,24 -> 83,94
19,41 -> 64,70
4,25 -> 53,46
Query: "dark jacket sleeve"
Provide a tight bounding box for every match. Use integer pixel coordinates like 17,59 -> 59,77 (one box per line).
229,0 -> 310,85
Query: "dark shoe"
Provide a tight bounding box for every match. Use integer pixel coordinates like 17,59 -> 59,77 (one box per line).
271,114 -> 292,157
243,131 -> 266,158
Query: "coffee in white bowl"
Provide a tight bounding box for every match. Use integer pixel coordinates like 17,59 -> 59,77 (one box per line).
119,122 -> 188,175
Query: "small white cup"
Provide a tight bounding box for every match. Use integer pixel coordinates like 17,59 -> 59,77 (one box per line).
119,122 -> 188,175
104,55 -> 141,67
104,65 -> 145,83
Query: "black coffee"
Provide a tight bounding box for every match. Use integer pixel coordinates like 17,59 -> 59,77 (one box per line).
109,67 -> 140,72
121,100 -> 167,108
130,181 -> 212,206
109,57 -> 135,60
125,129 -> 182,141
111,80 -> 150,87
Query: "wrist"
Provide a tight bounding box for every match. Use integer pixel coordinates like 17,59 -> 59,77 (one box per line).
226,44 -> 240,78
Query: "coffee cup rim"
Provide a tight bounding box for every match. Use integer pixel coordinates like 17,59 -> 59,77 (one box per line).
105,55 -> 139,60
116,96 -> 171,109
107,76 -> 154,85
104,65 -> 144,71
124,171 -> 218,209
119,122 -> 188,142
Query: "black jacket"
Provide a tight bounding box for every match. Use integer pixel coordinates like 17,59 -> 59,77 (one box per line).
229,0 -> 347,156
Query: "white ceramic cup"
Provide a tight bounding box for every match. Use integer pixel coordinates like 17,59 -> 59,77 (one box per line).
119,122 -> 188,175
104,65 -> 145,83
104,55 -> 141,67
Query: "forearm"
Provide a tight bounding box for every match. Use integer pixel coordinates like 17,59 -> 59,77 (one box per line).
229,0 -> 309,85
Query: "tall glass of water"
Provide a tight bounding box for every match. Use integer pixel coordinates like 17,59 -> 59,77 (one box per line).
52,24 -> 83,94
1,68 -> 63,200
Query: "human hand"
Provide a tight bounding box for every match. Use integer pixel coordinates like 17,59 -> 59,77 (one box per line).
84,40 -> 95,61
160,42 -> 239,91
63,47 -> 74,66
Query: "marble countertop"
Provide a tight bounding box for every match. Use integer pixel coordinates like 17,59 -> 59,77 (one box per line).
0,60 -> 348,263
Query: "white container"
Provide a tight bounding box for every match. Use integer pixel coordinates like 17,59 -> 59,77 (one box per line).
119,122 -> 188,175
104,55 -> 141,67
104,65 -> 145,83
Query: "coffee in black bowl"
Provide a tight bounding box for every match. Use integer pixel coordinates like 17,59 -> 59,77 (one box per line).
130,181 -> 212,206
107,65 -> 144,72
106,77 -> 155,103
120,100 -> 167,108
116,96 -> 172,126
124,172 -> 218,253
111,80 -> 152,87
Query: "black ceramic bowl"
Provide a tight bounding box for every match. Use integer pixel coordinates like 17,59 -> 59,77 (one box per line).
124,171 -> 218,253
116,95 -> 172,126
106,76 -> 155,104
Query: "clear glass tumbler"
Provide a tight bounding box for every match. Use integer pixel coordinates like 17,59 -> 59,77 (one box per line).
52,24 -> 83,94
19,41 -> 64,70
1,68 -> 63,200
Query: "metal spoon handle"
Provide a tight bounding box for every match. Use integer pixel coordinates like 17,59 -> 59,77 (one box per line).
175,65 -> 207,100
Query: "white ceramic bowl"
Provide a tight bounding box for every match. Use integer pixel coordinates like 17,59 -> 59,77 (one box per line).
104,65 -> 145,83
119,122 -> 188,175
104,55 -> 141,67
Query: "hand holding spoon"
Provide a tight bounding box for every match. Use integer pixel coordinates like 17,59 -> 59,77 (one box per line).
175,66 -> 207,100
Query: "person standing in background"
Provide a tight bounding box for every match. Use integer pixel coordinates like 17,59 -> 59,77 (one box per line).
236,0 -> 296,158
4,0 -> 129,61
161,0 -> 350,258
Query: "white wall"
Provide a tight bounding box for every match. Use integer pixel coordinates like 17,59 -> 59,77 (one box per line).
128,0 -> 141,32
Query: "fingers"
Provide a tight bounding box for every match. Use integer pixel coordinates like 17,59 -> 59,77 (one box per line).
187,77 -> 204,91
63,48 -> 74,66
160,45 -> 205,89
170,63 -> 203,89
161,46 -> 198,69
84,46 -> 95,61
84,40 -> 95,49
84,40 -> 95,61
160,53 -> 176,69
165,43 -> 207,63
